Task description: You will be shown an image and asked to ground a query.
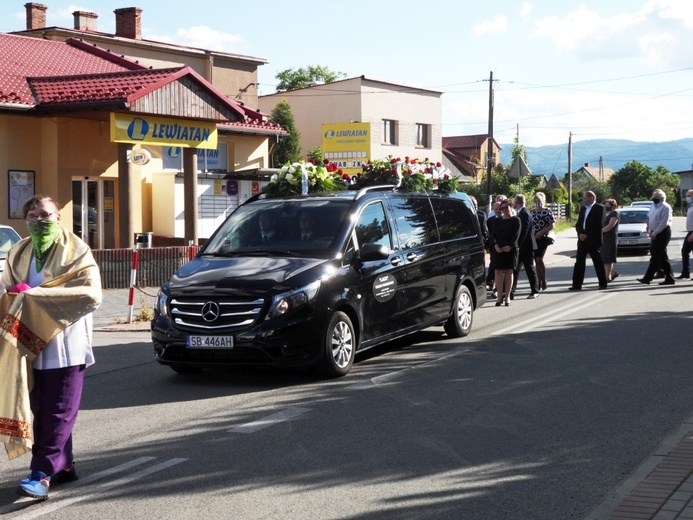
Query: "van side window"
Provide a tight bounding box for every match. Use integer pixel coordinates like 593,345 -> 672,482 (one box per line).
430,198 -> 476,241
390,197 -> 438,249
354,202 -> 392,250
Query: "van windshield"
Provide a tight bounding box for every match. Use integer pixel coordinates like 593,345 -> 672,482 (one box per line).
202,200 -> 352,257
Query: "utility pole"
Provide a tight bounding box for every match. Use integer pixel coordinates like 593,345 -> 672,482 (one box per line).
568,131 -> 573,222
485,71 -> 495,210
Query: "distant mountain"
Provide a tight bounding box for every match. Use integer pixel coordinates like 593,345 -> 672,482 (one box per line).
499,138 -> 693,178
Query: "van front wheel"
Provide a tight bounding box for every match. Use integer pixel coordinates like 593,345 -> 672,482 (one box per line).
316,311 -> 355,378
444,285 -> 473,338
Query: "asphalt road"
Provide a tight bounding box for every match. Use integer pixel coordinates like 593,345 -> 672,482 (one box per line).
1,218 -> 691,519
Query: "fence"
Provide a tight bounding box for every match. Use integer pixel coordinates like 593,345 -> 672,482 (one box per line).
93,245 -> 202,289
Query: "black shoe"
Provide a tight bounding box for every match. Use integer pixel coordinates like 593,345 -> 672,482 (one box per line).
509,292 -> 515,300
527,293 -> 539,299
51,462 -> 78,485
598,285 -> 608,290
653,272 -> 664,279
676,273 -> 690,279
658,279 -> 675,286
636,278 -> 650,285
611,272 -> 619,281
568,286 -> 582,291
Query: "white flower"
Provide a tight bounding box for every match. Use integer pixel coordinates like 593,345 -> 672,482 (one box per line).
285,173 -> 294,181
289,166 -> 296,174
270,174 -> 278,182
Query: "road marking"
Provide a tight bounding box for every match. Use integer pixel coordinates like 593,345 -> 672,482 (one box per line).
491,292 -> 617,336
10,457 -> 187,519
229,407 -> 311,434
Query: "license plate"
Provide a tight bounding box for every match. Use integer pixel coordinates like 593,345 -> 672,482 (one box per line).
619,240 -> 637,245
186,335 -> 234,349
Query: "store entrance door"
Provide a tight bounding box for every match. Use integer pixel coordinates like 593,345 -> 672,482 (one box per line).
71,178 -> 116,249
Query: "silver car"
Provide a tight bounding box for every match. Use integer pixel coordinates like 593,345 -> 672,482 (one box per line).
616,207 -> 650,252
0,225 -> 22,272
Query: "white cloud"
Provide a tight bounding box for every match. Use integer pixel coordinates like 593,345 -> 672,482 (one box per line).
472,15 -> 509,37
171,26 -> 244,53
521,2 -> 533,19
531,2 -> 693,66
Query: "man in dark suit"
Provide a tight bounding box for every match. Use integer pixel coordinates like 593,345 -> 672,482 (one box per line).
512,194 -> 540,298
569,190 -> 608,290
252,210 -> 283,245
298,209 -> 317,241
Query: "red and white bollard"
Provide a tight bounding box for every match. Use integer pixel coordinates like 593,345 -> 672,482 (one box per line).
127,245 -> 139,323
188,240 -> 195,261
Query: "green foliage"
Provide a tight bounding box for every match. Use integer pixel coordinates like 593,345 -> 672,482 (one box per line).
306,146 -> 323,164
275,65 -> 346,92
270,100 -> 301,166
608,160 -> 679,205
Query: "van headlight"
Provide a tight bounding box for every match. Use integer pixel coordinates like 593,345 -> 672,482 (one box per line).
156,287 -> 169,319
268,280 -> 321,318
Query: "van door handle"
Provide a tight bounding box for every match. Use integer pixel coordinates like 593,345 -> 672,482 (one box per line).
406,253 -> 417,262
390,257 -> 401,266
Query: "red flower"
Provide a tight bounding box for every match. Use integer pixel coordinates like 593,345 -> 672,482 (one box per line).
323,159 -> 330,165
436,162 -> 442,167
342,173 -> 350,181
308,158 -> 317,165
433,178 -> 439,184
390,158 -> 398,164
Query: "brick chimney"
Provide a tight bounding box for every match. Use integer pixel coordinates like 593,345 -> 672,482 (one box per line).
114,7 -> 142,39
73,10 -> 98,32
25,2 -> 47,30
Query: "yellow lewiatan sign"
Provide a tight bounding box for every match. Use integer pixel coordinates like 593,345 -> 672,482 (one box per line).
322,122 -> 370,175
110,113 -> 217,149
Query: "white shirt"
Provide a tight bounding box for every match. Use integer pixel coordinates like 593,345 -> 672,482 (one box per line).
583,201 -> 593,229
27,257 -> 95,370
648,201 -> 672,235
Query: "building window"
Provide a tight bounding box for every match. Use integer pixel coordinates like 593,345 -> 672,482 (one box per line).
416,123 -> 430,148
383,119 -> 397,145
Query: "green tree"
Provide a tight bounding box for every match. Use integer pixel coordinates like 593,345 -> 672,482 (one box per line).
269,99 -> 301,166
608,160 -> 678,205
275,65 -> 346,92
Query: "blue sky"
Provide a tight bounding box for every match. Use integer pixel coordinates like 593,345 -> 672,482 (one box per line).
2,0 -> 693,147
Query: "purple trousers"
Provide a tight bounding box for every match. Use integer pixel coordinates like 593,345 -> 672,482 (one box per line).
29,365 -> 86,476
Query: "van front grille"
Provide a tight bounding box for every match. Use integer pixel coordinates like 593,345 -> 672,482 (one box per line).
169,297 -> 265,332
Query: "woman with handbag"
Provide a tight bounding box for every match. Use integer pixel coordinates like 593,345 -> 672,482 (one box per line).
531,192 -> 555,291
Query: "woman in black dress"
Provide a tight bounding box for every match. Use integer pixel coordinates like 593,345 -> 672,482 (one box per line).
490,200 -> 521,306
601,198 -> 619,282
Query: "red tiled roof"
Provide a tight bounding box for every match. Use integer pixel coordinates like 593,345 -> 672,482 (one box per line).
443,134 -> 491,149
1,32 -> 286,134
445,135 -> 502,153
0,33 -> 142,106
29,67 -> 187,107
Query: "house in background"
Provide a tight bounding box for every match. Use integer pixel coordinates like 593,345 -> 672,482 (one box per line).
572,161 -> 615,186
442,134 -> 501,183
3,3 -> 285,248
258,76 -> 444,173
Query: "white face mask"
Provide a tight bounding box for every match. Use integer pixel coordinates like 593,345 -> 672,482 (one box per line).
687,196 -> 693,204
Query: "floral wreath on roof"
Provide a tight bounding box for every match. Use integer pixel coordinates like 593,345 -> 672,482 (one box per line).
262,159 -> 350,197
353,155 -> 460,193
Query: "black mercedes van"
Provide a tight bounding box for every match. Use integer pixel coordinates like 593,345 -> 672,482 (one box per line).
151,186 -> 486,377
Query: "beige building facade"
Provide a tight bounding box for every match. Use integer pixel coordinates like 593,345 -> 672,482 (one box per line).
258,76 -> 444,167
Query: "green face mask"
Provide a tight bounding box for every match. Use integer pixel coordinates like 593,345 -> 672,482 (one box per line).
28,220 -> 61,269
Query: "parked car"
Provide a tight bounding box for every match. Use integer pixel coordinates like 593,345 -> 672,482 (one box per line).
617,207 -> 650,253
0,225 -> 22,273
151,187 -> 487,377
629,200 -> 654,210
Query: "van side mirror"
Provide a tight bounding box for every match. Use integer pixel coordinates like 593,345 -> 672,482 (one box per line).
358,243 -> 389,263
